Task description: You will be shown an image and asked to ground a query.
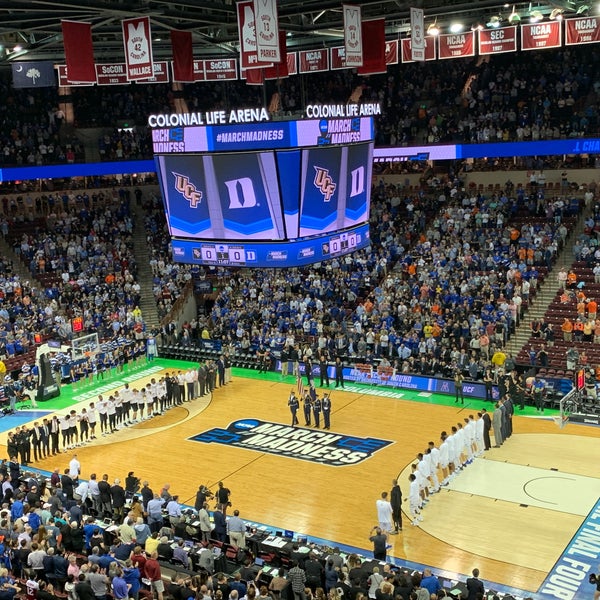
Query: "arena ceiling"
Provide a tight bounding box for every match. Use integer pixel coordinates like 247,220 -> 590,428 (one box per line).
0,0 -> 592,63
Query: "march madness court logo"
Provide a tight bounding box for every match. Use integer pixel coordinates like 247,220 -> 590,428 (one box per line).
189,419 -> 393,466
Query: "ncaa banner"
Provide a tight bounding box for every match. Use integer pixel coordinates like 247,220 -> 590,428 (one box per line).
122,16 -> 154,80
299,49 -> 329,73
521,21 -> 562,50
253,0 -> 280,62
343,4 -> 363,67
385,39 -> 399,65
401,36 -> 436,62
478,26 -> 517,55
410,7 -> 425,61
438,31 -> 475,59
566,17 -> 600,45
331,47 -> 348,70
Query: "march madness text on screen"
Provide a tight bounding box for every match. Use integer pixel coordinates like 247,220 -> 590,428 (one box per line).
152,105 -> 378,268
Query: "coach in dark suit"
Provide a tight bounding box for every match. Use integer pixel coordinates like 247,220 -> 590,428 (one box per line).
481,409 -> 492,451
466,568 -> 485,600
213,507 -> 227,542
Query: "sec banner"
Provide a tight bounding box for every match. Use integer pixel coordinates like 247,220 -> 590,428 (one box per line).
478,26 -> 517,55
122,16 -> 154,80
565,17 -> 600,45
401,37 -> 436,62
521,21 -> 562,50
438,31 -> 475,59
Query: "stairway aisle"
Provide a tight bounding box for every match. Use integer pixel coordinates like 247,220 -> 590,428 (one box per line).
130,200 -> 161,331
505,201 -> 592,357
0,235 -> 38,283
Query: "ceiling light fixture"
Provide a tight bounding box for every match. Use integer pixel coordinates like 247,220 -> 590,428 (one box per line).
529,9 -> 544,21
508,6 -> 521,22
427,21 -> 440,36
450,22 -> 464,33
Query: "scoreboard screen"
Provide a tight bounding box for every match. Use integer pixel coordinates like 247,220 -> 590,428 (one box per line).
152,112 -> 375,268
156,143 -> 372,242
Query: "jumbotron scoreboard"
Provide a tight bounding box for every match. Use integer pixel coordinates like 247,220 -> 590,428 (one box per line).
150,103 -> 378,268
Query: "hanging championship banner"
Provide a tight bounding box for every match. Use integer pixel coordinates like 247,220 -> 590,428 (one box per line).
521,21 -> 562,50
410,7 -> 425,61
57,65 -> 94,87
299,49 -> 329,73
61,20 -> 96,83
385,39 -> 399,64
95,63 -> 129,85
565,17 -> 600,45
438,31 -> 475,59
253,0 -> 280,62
143,61 -> 169,84
203,58 -> 238,81
331,47 -> 347,70
122,16 -> 153,80
401,36 -> 436,62
287,52 -> 297,75
193,60 -> 206,81
343,4 -> 363,67
478,26 -> 517,55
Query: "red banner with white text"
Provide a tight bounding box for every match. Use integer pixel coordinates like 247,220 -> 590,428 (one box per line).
122,16 -> 154,80
521,21 -> 562,50
299,49 -> 329,73
565,17 -> 600,45
478,26 -> 517,55
385,39 -> 399,64
438,31 -> 475,59
401,36 -> 436,62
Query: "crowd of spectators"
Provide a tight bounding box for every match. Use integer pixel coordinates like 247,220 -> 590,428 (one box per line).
176,178 -> 580,388
1,43 -> 600,169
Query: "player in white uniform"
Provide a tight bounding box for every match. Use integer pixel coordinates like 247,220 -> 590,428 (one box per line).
417,453 -> 433,497
438,433 -> 450,485
446,429 -> 457,477
411,463 -> 428,506
408,473 -> 423,525
465,416 -> 477,461
453,425 -> 466,469
426,443 -> 441,492
375,491 -> 393,534
475,413 -> 485,456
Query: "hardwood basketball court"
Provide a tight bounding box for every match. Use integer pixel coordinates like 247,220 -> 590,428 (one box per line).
2,363 -> 598,597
